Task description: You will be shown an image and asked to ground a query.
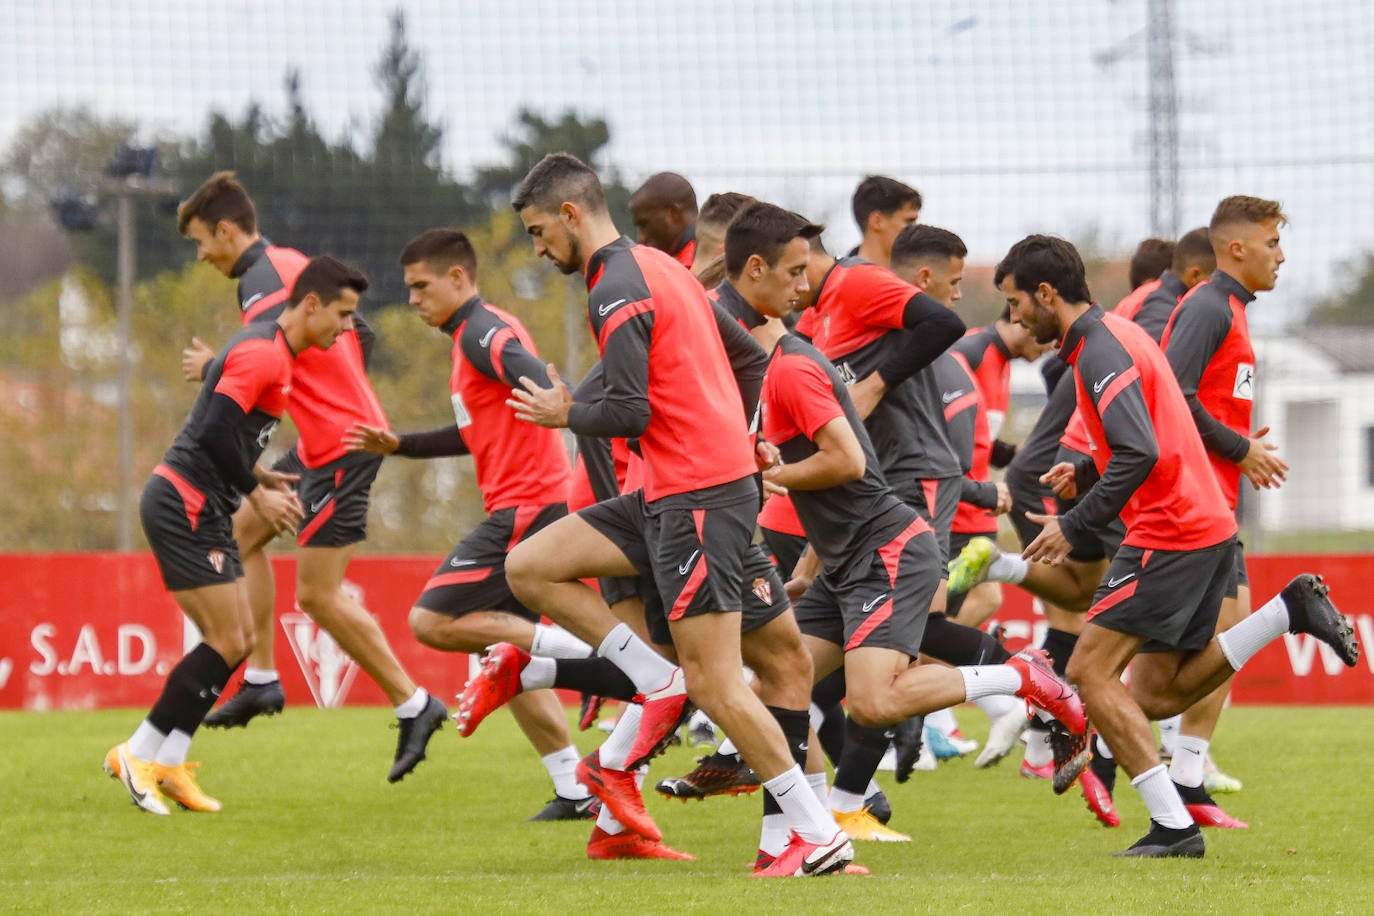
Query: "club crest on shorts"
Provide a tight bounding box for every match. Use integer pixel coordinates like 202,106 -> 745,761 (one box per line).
752,577 -> 772,605
206,549 -> 226,574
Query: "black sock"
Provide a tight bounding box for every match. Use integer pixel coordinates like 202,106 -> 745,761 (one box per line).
1089,733 -> 1117,792
833,717 -> 889,797
761,705 -> 812,816
921,614 -> 1011,665
148,643 -> 235,737
1040,628 -> 1080,679
551,657 -> 637,701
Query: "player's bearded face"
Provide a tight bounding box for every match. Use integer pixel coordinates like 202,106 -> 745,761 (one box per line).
1002,278 -> 1059,345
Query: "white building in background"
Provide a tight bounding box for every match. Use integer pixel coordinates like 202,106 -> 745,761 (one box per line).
1254,328 -> 1374,533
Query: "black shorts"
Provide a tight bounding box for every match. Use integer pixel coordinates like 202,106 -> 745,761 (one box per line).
1087,537 -> 1236,652
141,465 -> 243,591
416,503 -> 568,621
793,515 -> 941,657
580,480 -> 759,623
640,543 -> 791,645
295,452 -> 384,548
915,476 -> 963,564
761,527 -> 808,580
1052,446 -> 1126,563
1226,538 -> 1248,598
1005,462 -> 1059,551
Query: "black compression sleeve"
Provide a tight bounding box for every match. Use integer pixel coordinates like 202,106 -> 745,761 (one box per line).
195,393 -> 261,495
990,439 -> 1018,469
874,293 -> 966,389
395,426 -> 470,458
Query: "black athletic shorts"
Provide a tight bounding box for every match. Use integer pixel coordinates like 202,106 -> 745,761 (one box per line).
416,503 -> 568,621
1053,445 -> 1126,563
793,515 -> 940,657
1005,461 -> 1059,552
1226,538 -> 1248,598
761,527 -> 808,580
142,464 -> 242,591
295,452 -> 384,548
641,543 -> 790,645
1087,536 -> 1236,653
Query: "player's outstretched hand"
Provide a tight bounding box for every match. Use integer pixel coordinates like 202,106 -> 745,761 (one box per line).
181,337 -> 215,382
344,423 -> 400,455
1240,426 -> 1289,490
1022,512 -> 1069,565
1039,461 -> 1078,500
255,465 -> 301,492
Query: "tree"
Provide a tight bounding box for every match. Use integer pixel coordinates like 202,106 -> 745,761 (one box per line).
1310,252 -> 1374,325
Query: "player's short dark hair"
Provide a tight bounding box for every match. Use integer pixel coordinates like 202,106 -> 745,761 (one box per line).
400,228 -> 479,280
851,175 -> 922,230
1172,226 -> 1215,274
890,224 -> 968,272
1001,235 -> 1092,304
631,172 -> 697,214
289,256 -> 369,308
699,192 -> 756,233
723,202 -> 824,277
1210,195 -> 1288,234
177,171 -> 257,235
512,152 -> 608,216
1128,237 -> 1175,289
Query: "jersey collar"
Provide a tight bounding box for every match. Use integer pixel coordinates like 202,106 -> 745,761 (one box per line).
1158,269 -> 1189,300
714,280 -> 767,329
585,236 -> 635,289
440,295 -> 482,337
1210,269 -> 1256,306
230,238 -> 269,279
1059,303 -> 1106,365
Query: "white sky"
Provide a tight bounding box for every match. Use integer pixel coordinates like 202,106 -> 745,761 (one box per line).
2,0 -> 1371,327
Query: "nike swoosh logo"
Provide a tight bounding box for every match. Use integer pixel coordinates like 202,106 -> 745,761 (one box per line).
598,298 -> 627,317
1093,371 -> 1118,394
618,636 -> 633,652
448,558 -> 478,568
942,389 -> 965,404
574,796 -> 597,814
479,327 -> 497,348
1107,573 -> 1136,588
798,742 -> 809,752
309,494 -> 333,514
774,785 -> 793,797
678,550 -> 701,576
243,292 -> 264,310
861,594 -> 888,615
1181,747 -> 1202,755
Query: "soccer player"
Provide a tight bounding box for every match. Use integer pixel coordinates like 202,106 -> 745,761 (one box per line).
849,175 -> 921,265
1120,227 -> 1215,342
105,257 -> 361,814
1000,234 -> 1358,858
692,191 -> 756,281
175,173 -> 446,782
629,172 -> 698,269
342,228 -> 595,821
505,154 -> 854,876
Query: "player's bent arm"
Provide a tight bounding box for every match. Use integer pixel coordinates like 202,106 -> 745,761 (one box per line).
1058,385 -> 1157,549
567,313 -> 653,439
195,393 -> 266,496
766,417 -> 865,491
394,425 -> 469,458
872,293 -> 966,390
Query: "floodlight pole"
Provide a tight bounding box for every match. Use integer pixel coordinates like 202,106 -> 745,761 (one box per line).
115,191 -> 136,551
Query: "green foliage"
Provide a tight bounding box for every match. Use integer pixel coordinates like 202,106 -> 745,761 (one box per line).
1310,251 -> 1374,325
2,705 -> 1371,913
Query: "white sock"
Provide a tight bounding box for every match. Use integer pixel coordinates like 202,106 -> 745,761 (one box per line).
926,707 -> 958,735
688,708 -> 713,731
988,551 -> 1029,584
598,623 -> 676,694
1169,735 -> 1209,789
1024,728 -> 1053,767
806,771 -> 829,805
1132,763 -> 1193,829
808,702 -> 824,733
242,667 -> 279,685
959,664 -> 1022,700
828,785 -> 866,814
718,737 -> 739,757
758,813 -> 790,859
865,778 -> 881,797
975,693 -> 1021,719
1216,593 -> 1289,669
154,729 -> 192,767
542,746 -> 588,799
394,687 -> 429,718
520,656 -> 556,691
531,624 -> 594,659
763,764 -> 841,844
1094,733 -> 1114,759
1157,715 -> 1181,754
128,721 -> 165,761
598,703 -> 643,770
595,801 -> 625,835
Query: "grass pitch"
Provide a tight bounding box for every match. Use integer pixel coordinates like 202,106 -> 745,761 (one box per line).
1,704 -> 1370,914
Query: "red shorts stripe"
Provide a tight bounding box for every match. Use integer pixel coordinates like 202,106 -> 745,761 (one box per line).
668,510 -> 710,622
921,479 -> 940,520
847,517 -> 931,650
154,463 -> 206,533
296,498 -> 336,545
507,505 -> 542,553
423,567 -> 495,591
1086,579 -> 1139,623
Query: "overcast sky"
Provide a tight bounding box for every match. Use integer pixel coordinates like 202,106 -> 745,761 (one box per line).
3,0 -> 1371,327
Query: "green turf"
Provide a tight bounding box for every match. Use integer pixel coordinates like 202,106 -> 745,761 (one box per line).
1,705 -> 1370,914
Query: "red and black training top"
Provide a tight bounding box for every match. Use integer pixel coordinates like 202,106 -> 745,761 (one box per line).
397,296 -> 571,513
231,239 -> 387,469
162,321 -> 294,509
1160,270 -> 1256,511
762,333 -> 921,570
670,225 -> 697,270
567,237 -> 761,505
944,351 -> 1001,535
1117,273 -> 1186,345
1058,306 -> 1236,552
950,324 -> 1013,441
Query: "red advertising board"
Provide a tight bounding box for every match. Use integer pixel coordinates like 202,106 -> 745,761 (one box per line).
1,552 -> 1370,710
